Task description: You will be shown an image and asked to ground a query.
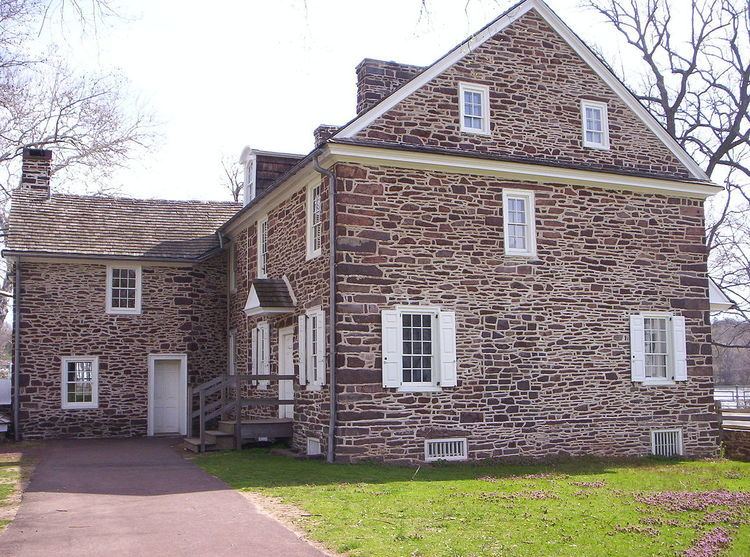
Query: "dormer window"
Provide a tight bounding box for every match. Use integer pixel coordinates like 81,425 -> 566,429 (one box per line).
459,82 -> 490,135
581,100 -> 609,149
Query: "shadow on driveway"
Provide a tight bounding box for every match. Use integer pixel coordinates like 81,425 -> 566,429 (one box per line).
0,437 -> 327,557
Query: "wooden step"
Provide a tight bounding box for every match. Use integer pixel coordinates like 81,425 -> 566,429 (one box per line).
183,436 -> 216,453
204,429 -> 236,450
218,418 -> 293,439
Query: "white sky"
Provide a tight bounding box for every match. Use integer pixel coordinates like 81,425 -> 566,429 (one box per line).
47,0 -> 627,201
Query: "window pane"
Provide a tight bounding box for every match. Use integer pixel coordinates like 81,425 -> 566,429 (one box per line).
400,312 -> 434,385
644,318 -> 669,378
110,268 -> 137,309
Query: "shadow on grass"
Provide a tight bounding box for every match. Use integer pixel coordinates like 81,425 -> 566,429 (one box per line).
197,447 -> 690,490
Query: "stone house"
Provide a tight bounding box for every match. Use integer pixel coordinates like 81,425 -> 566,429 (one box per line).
4,0 -> 729,463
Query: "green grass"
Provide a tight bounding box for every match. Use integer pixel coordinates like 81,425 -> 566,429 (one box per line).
197,450 -> 750,557
0,450 -> 24,531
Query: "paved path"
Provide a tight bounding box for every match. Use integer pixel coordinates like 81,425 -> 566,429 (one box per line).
0,438 -> 326,556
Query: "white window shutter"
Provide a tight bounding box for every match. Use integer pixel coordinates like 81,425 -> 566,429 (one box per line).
259,322 -> 270,389
316,311 -> 326,386
251,326 -> 258,386
672,315 -> 688,381
381,310 -> 402,388
438,311 -> 457,387
298,314 -> 307,385
630,315 -> 646,382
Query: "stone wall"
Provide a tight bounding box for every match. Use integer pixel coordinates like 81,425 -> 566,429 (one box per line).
16,254 -> 227,439
354,10 -> 692,181
722,429 -> 750,461
227,177 -> 332,455
333,161 -> 718,463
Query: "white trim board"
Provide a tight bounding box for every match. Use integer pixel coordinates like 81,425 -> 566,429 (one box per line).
325,143 -> 721,198
333,0 -> 708,182
147,353 -> 188,437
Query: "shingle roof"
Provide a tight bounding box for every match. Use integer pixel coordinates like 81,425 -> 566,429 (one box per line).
251,279 -> 295,308
5,190 -> 242,261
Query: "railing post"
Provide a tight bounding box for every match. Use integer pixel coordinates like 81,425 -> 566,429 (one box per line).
187,385 -> 193,437
199,390 -> 206,453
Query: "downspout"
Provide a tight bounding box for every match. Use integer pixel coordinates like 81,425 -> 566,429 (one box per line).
13,257 -> 20,441
313,154 -> 337,464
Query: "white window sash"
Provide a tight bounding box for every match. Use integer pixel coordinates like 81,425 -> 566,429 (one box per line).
61,356 -> 99,409
257,216 -> 268,279
306,181 -> 323,260
106,264 -> 142,315
459,82 -> 490,135
581,100 -> 610,149
305,308 -> 325,389
502,190 -> 537,257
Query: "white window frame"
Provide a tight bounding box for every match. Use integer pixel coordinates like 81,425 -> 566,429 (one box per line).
397,306 -> 440,391
61,356 -> 99,409
257,215 -> 269,279
252,321 -> 270,389
306,181 -> 323,260
459,82 -> 490,135
229,243 -> 237,293
640,312 -> 674,385
106,264 -> 142,315
581,99 -> 610,150
305,307 -> 326,390
502,189 -> 537,257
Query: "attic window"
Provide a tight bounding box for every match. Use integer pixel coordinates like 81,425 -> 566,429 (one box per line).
581,100 -> 609,149
459,82 -> 490,135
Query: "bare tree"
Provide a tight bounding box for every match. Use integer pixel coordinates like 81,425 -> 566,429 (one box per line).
220,156 -> 244,203
0,0 -> 157,323
585,0 -> 750,347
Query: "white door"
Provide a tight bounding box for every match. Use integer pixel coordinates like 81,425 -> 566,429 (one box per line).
153,359 -> 181,434
279,328 -> 295,419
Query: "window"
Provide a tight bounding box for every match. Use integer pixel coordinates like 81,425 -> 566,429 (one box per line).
61,356 -> 98,409
381,306 -> 456,391
630,314 -> 687,384
459,82 -> 490,135
581,100 -> 609,149
502,189 -> 537,257
106,265 -> 142,314
307,182 -> 323,259
228,330 -> 236,375
251,322 -> 270,389
257,216 -> 269,278
243,155 -> 256,204
229,243 -> 237,292
298,307 -> 325,390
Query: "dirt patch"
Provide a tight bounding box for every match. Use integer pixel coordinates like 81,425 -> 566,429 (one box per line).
239,491 -> 341,557
0,443 -> 38,530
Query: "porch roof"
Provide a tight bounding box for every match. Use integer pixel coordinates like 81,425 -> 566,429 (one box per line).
244,278 -> 296,317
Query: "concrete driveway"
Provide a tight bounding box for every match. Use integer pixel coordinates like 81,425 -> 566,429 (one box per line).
0,438 -> 327,557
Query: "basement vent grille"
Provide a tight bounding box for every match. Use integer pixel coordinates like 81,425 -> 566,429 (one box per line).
425,438 -> 468,462
306,437 -> 321,457
650,429 -> 683,457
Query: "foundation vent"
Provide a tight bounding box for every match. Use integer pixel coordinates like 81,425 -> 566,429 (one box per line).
425,438 -> 468,462
306,437 -> 321,457
650,429 -> 683,457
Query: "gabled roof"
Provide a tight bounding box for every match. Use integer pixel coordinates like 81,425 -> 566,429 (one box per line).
332,0 -> 708,182
710,279 -> 735,312
5,190 -> 241,262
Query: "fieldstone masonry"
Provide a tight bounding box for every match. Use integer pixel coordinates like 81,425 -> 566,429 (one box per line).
17,255 -> 227,438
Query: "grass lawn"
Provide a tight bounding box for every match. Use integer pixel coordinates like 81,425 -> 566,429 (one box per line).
0,448 -> 26,531
197,449 -> 750,557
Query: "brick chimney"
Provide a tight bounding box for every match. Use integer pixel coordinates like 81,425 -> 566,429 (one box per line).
356,59 -> 425,114
314,124 -> 338,147
20,148 -> 53,197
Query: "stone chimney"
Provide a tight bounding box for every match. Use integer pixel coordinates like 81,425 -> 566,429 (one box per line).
314,125 -> 338,147
356,59 -> 425,114
20,148 -> 53,197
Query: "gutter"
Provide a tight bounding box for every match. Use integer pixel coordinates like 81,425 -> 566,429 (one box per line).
313,155 -> 337,464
